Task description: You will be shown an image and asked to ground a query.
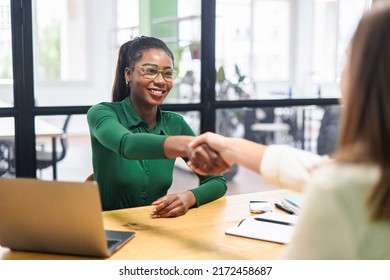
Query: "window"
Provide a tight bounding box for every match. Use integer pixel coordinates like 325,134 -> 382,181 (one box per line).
116,0 -> 139,47
0,0 -> 12,82
1,0 -> 368,184
216,0 -> 291,100
33,0 -> 87,82
312,0 -> 371,86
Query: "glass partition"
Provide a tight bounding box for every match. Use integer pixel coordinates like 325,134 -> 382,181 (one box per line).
0,0 -> 13,105
0,117 -> 15,178
35,115 -> 92,181
151,0 -> 202,104
215,0 -> 370,100
217,104 -> 342,154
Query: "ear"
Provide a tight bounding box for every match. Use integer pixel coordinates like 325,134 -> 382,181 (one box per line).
124,67 -> 132,84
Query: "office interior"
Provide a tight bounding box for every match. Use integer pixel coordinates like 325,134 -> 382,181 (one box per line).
0,0 -> 372,195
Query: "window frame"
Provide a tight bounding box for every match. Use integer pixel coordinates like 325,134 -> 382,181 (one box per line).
3,0 -> 339,179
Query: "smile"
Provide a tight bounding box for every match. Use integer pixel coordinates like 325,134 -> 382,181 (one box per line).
148,89 -> 165,95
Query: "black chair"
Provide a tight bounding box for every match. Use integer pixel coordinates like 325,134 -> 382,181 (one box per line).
36,115 -> 72,179
0,140 -> 15,177
317,105 -> 342,155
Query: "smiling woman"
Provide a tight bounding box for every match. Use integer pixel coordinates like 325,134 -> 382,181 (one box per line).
86,36 -> 228,217
124,48 -> 175,111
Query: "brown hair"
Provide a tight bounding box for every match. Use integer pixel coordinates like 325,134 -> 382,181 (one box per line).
336,2 -> 390,220
111,36 -> 175,102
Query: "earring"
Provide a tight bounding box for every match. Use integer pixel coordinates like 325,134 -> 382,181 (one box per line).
125,80 -> 131,87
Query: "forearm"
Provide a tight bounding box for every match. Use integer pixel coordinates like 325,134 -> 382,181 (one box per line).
191,175 -> 227,206
188,132 -> 268,175
123,135 -> 196,159
221,138 -> 267,174
163,135 -> 194,158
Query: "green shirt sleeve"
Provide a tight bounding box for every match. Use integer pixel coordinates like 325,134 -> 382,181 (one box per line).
87,103 -> 167,159
190,173 -> 227,207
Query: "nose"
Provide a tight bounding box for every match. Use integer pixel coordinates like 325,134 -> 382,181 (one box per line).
153,72 -> 166,84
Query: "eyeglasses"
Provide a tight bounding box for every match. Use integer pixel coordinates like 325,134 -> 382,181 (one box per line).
131,65 -> 178,82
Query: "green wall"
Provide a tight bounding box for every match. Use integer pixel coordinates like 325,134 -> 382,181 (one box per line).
139,0 -> 178,41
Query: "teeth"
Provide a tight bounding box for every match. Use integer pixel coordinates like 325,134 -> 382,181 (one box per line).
149,89 -> 163,94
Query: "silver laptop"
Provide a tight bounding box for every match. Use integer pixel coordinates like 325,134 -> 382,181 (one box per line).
0,178 -> 135,258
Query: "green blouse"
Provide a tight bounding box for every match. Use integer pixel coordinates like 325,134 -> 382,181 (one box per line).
87,97 -> 227,210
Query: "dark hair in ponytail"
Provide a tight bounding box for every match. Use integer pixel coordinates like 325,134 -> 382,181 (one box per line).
111,36 -> 175,102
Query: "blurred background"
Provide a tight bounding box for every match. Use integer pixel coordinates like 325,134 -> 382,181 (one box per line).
0,0 -> 372,194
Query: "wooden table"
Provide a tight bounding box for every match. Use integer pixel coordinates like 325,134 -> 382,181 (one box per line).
0,189 -> 294,260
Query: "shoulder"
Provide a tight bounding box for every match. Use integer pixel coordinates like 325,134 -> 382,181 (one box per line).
88,102 -> 118,113
87,102 -> 124,117
87,102 -> 126,125
159,110 -> 194,136
160,110 -> 186,123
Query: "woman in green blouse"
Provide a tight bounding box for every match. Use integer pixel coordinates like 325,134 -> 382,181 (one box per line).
87,36 -> 227,217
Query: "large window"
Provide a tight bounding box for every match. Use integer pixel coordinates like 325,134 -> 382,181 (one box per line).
0,0 -> 13,178
33,0 -> 87,82
0,0 -> 372,186
0,0 -> 12,80
312,0 -> 371,87
216,0 -> 291,100
0,0 -> 12,105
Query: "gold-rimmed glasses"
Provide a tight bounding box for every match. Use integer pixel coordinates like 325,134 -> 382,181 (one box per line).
131,65 -> 178,82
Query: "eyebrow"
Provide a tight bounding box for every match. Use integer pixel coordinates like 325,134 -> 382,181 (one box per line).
140,63 -> 173,69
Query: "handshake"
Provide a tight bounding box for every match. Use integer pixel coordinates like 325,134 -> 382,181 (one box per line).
185,132 -> 238,176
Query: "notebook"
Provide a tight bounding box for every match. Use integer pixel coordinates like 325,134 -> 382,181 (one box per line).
0,177 -> 135,258
225,212 -> 299,244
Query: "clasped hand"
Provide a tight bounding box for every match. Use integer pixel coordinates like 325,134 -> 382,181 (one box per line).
186,133 -> 232,176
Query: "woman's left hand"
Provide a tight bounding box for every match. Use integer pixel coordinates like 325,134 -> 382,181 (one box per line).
150,191 -> 196,218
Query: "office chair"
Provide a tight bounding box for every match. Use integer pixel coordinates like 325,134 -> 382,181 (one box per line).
0,140 -> 15,177
36,115 -> 72,178
317,105 -> 342,155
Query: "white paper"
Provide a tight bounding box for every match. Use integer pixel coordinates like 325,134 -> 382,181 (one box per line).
225,212 -> 299,244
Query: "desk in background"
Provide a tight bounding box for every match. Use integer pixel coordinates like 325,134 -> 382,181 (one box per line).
250,122 -> 290,144
0,117 -> 64,179
0,189 -> 294,260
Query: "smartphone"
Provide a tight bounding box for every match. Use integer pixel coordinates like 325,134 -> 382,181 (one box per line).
249,200 -> 273,214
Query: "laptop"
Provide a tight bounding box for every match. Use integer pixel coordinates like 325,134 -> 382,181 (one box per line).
0,177 -> 135,258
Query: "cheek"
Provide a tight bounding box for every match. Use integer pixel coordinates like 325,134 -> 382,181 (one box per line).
166,83 -> 174,93
132,79 -> 147,89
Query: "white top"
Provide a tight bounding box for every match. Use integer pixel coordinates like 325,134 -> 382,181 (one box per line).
260,145 -> 390,259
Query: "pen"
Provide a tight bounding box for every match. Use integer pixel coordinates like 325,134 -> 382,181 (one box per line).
254,217 -> 293,226
274,203 -> 295,215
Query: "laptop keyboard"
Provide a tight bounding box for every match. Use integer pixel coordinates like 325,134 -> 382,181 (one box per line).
107,239 -> 121,249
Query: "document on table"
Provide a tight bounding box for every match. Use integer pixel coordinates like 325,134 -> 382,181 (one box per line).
225,212 -> 299,244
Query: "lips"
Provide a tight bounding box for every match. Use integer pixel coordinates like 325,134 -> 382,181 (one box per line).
148,88 -> 166,96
